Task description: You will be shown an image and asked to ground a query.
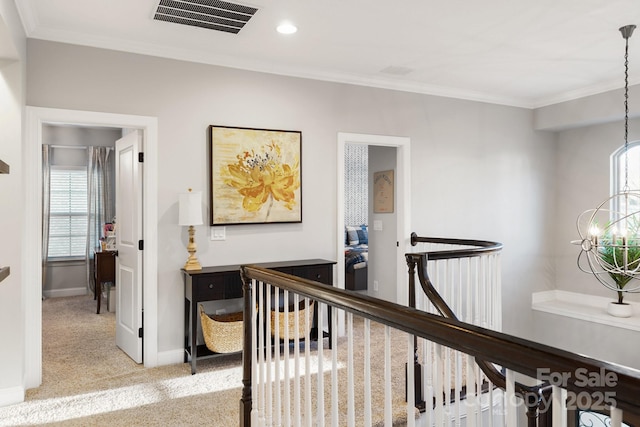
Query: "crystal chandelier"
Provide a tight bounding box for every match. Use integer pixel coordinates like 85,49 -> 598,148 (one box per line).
574,25 -> 640,296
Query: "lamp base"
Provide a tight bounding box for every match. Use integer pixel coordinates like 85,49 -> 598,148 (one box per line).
183,225 -> 202,271
183,258 -> 202,271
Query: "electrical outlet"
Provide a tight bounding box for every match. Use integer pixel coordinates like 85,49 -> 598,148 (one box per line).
211,226 -> 226,241
373,280 -> 379,291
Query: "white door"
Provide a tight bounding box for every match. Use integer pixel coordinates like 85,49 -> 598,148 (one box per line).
115,130 -> 143,363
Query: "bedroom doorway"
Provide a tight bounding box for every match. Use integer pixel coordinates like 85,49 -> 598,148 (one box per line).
24,107 -> 159,389
337,133 -> 411,306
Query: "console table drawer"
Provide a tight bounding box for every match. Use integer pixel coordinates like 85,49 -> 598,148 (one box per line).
191,274 -> 242,300
301,266 -> 331,284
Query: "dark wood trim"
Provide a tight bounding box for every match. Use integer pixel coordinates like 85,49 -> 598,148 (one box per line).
240,267 -> 252,427
410,232 -> 503,259
241,265 -> 640,417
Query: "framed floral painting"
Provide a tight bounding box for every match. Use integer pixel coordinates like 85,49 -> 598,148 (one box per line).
209,125 -> 302,225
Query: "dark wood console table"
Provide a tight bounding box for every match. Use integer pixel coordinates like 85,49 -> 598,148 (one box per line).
183,259 -> 335,374
94,249 -> 116,314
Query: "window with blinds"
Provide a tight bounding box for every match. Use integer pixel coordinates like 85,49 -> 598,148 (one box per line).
48,167 -> 88,259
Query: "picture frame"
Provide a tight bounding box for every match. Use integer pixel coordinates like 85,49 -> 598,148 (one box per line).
373,169 -> 394,213
209,125 -> 302,225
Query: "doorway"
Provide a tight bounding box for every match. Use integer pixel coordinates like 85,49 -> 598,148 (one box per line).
337,132 -> 411,305
24,107 -> 159,389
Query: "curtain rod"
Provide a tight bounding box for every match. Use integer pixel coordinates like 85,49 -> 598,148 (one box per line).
45,144 -> 87,150
44,144 -> 113,150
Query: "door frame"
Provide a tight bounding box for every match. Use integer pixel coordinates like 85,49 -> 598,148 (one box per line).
24,107 -> 159,388
337,132 -> 411,305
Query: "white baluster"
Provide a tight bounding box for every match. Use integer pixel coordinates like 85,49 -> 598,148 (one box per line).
274,287 -> 281,427
505,369 -> 517,427
316,302 -> 325,427
283,290 -> 290,427
364,318 -> 372,427
304,297 -> 311,427
611,406 -> 623,427
331,307 -> 339,427
434,344 -> 444,426
465,257 -> 472,324
424,338 -> 434,427
454,350 -> 462,427
471,257 -> 481,325
551,385 -> 566,427
407,332 -> 415,427
258,280 -> 266,426
465,355 -> 476,427
444,346 -> 452,423
266,284 -> 273,427
347,312 -> 355,427
385,325 -> 392,426
293,294 -> 301,424
496,254 -> 502,330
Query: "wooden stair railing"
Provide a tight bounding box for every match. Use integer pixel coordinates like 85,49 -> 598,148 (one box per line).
240,264 -> 640,427
407,233 -> 551,426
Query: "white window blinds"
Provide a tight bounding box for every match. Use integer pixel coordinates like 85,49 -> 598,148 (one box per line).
48,167 -> 88,259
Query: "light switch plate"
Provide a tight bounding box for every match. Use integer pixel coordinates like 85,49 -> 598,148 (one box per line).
373,220 -> 383,231
211,226 -> 226,241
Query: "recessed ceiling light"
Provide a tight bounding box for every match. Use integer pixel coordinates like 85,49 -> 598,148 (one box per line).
277,22 -> 298,35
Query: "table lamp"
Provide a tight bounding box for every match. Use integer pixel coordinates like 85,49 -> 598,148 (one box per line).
179,188 -> 203,271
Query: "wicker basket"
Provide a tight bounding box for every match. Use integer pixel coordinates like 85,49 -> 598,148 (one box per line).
270,300 -> 314,341
199,304 -> 243,354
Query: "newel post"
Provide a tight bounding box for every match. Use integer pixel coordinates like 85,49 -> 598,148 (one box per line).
240,267 -> 253,427
405,254 -> 425,411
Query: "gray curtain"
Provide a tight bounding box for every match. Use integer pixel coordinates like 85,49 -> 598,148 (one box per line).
86,146 -> 114,295
42,145 -> 51,295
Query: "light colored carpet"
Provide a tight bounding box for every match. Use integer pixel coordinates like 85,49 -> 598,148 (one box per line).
0,295 -> 418,426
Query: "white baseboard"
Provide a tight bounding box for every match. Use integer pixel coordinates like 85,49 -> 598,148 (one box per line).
43,287 -> 88,299
0,385 -> 24,407
156,349 -> 184,366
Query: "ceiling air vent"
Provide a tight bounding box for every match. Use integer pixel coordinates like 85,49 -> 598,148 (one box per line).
154,0 -> 258,34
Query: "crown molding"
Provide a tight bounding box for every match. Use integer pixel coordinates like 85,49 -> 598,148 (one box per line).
14,0 -> 39,37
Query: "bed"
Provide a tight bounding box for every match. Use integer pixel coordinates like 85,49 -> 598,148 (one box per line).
345,225 -> 368,290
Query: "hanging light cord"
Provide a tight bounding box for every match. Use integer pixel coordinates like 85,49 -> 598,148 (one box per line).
624,31 -> 630,191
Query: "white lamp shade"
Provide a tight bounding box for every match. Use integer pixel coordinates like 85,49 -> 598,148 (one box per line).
178,190 -> 204,226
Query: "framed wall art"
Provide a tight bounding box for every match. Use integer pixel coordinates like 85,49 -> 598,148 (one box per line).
373,169 -> 394,213
209,125 -> 302,225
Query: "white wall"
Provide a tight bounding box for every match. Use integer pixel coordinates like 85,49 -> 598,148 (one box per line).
368,146 -> 397,302
0,0 -> 26,405
24,40 -> 555,360
532,86 -> 640,369
553,118 -> 640,303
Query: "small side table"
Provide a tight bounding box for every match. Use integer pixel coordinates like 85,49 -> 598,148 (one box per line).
94,249 -> 116,314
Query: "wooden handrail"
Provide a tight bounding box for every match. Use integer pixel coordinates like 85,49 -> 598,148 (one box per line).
410,231 -> 503,260
240,265 -> 640,424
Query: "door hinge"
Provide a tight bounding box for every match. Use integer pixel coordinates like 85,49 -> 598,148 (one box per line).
138,240 -> 144,250
138,152 -> 144,163
138,327 -> 143,338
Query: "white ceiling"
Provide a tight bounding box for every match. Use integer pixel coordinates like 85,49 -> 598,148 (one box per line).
14,0 -> 640,108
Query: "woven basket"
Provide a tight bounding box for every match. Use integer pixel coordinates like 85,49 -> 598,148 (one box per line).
199,304 -> 243,354
270,300 -> 314,341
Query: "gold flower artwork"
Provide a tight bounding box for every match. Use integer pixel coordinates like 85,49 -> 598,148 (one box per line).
210,126 -> 302,225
